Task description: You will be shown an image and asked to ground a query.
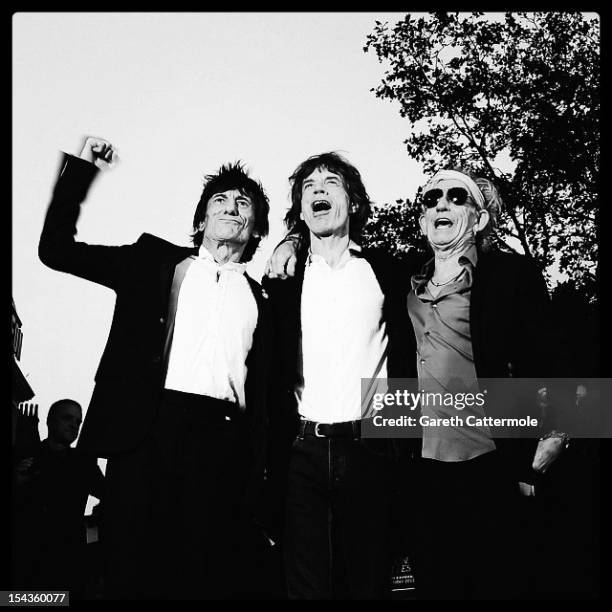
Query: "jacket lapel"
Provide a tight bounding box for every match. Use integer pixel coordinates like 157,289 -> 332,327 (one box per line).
161,253 -> 197,376
244,273 -> 267,410
470,251 -> 489,376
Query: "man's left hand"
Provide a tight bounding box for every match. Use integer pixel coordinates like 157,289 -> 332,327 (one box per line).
518,482 -> 535,497
532,437 -> 564,474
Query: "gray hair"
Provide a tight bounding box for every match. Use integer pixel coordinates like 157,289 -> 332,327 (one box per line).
453,168 -> 503,251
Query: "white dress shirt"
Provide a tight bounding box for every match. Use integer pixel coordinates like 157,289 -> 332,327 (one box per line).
164,245 -> 258,409
297,244 -> 388,423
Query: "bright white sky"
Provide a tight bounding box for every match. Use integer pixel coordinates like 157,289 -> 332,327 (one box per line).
12,12 -> 426,444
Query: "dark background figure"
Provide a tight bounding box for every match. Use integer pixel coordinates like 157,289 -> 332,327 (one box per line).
11,399 -> 105,598
520,383 -> 600,599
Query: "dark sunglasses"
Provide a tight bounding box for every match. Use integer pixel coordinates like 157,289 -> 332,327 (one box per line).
422,186 -> 470,208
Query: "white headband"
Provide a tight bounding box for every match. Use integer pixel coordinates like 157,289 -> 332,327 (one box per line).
424,170 -> 486,210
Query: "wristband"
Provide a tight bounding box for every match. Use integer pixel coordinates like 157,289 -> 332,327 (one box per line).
539,430 -> 570,449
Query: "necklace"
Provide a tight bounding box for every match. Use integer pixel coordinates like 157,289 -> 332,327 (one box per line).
429,268 -> 465,287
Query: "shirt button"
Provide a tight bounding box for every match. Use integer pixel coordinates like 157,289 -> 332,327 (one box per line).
159,317 -> 165,324
420,359 -> 426,365
432,304 -> 438,309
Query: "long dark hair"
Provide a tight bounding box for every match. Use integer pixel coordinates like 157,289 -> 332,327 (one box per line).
285,152 -> 372,243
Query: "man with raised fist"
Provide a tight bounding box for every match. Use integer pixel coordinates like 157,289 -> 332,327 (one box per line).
39,137 -> 272,599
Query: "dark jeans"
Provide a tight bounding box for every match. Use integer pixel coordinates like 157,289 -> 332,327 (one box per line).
284,432 -> 394,599
414,451 -> 522,600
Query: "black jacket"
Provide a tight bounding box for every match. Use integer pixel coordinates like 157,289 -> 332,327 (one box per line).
469,250 -> 556,379
467,250 -> 560,482
38,155 -> 271,499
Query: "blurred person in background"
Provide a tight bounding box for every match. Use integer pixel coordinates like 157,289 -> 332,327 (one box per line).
12,399 -> 104,598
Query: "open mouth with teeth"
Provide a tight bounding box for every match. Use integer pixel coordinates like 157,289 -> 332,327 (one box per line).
312,200 -> 332,214
434,218 -> 453,229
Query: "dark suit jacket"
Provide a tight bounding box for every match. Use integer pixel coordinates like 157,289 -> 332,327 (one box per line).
38,154 -> 271,502
469,250 -> 556,379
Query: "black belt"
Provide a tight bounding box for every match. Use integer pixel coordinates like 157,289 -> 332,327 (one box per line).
161,389 -> 240,422
298,419 -> 361,439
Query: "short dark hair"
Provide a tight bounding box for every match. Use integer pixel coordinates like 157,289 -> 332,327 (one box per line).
285,152 -> 372,243
47,399 -> 81,423
191,162 -> 270,262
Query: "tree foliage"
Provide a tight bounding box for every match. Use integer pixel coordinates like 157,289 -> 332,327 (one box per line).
362,198 -> 427,263
363,12 -> 599,301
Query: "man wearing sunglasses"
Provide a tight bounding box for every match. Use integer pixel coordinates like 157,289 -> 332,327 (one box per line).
408,169 -> 566,599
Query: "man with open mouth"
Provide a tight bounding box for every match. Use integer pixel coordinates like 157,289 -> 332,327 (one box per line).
405,169 -> 569,599
263,152 -> 418,599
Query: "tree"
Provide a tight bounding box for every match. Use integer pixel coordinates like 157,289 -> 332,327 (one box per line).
362,198 -> 428,263
363,12 -> 599,302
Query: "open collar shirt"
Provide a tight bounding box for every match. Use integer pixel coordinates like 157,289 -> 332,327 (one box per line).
164,245 -> 258,409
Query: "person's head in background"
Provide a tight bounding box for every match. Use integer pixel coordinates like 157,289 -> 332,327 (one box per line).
575,383 -> 588,406
46,399 -> 82,449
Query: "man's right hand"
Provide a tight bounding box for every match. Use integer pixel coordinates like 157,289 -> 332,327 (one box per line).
518,481 -> 535,497
14,457 -> 37,486
264,238 -> 298,279
79,136 -> 118,170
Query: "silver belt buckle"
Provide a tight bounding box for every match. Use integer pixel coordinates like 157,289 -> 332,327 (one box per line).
314,422 -> 325,438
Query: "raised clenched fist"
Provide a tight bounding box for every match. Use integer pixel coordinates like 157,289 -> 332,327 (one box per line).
79,136 -> 118,170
